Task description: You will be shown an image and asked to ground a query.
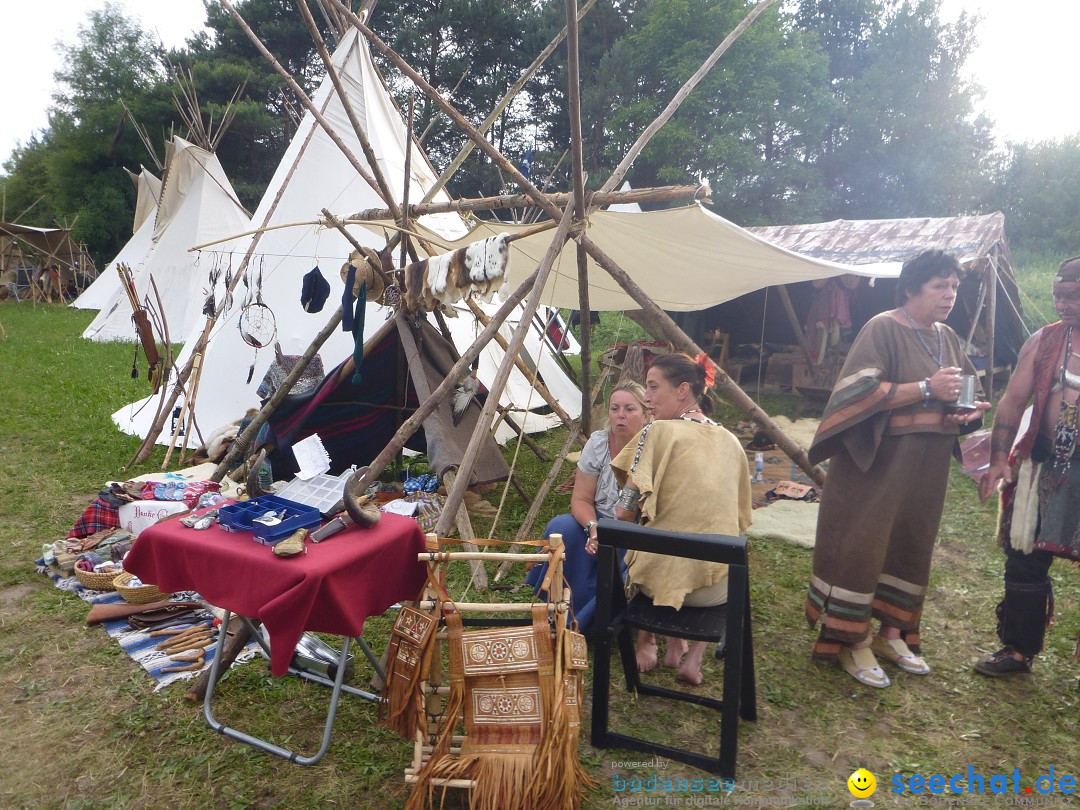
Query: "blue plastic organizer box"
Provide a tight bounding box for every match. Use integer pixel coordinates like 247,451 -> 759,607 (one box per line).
219,494 -> 323,546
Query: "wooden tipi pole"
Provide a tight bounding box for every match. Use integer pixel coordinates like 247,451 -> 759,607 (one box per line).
434,204 -> 579,537
336,0 -> 818,481
395,313 -> 488,590
565,0 -> 592,435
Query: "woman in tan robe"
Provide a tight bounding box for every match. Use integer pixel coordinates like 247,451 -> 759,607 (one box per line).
605,352 -> 752,685
805,250 -> 988,688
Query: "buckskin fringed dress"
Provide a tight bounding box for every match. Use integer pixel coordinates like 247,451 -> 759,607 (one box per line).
805,313 -> 979,659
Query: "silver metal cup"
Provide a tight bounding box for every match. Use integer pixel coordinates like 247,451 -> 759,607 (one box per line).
955,374 -> 977,410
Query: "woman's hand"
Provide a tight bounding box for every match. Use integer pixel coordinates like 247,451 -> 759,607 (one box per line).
943,400 -> 990,428
585,522 -> 599,556
928,367 -> 963,402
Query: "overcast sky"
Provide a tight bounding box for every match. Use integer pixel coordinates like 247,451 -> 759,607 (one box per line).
2,1 -> 1079,170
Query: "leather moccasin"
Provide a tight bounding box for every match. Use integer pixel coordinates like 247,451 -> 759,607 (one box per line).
871,635 -> 931,675
838,644 -> 890,688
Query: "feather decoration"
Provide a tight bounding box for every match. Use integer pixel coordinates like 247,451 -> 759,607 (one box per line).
451,372 -> 480,426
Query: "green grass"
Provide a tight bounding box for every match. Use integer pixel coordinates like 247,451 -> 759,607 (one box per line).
1,288 -> 1079,808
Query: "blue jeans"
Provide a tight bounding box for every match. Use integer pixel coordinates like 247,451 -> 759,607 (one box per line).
525,513 -> 625,635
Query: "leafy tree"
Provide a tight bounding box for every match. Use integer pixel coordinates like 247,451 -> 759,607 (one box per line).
7,2 -> 171,260
571,0 -> 835,225
370,0 -> 557,201
992,137 -> 1080,256
795,0 -> 994,219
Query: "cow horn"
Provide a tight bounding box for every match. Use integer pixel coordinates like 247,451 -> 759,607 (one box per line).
343,466 -> 381,528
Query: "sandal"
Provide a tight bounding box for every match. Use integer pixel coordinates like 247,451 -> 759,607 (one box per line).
837,645 -> 890,688
871,635 -> 930,675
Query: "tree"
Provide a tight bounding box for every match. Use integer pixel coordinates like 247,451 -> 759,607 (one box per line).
573,0 -> 835,225
9,3 -> 172,260
992,137 -> 1080,256
370,0 -> 556,201
795,0 -> 994,219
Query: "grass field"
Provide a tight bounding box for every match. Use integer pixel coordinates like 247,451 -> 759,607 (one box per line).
0,285 -> 1078,809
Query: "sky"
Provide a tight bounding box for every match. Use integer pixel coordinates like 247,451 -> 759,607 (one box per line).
1,1 -> 1080,169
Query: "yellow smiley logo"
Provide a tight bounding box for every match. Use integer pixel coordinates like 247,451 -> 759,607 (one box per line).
848,768 -> 876,798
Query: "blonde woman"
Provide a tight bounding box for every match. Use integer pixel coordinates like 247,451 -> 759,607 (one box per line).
527,381 -> 649,633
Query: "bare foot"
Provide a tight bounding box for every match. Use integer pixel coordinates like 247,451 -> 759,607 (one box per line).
662,636 -> 688,668
636,631 -> 659,673
677,640 -> 707,686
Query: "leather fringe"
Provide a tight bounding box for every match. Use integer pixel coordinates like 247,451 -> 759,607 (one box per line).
378,604 -> 437,739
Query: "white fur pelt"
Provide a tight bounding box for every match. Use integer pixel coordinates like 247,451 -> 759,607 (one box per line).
767,416 -> 821,451
402,233 -> 511,315
204,423 -> 241,463
197,408 -> 257,463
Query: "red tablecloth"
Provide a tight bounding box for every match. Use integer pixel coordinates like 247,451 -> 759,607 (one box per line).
124,512 -> 427,676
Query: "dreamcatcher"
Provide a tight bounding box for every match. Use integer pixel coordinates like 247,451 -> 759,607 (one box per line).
238,256 -> 277,383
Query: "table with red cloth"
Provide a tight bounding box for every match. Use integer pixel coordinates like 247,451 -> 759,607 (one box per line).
124,512 -> 427,677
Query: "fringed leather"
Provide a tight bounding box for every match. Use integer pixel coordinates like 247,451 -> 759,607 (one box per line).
405,611 -> 466,810
378,604 -> 437,739
405,536 -> 589,810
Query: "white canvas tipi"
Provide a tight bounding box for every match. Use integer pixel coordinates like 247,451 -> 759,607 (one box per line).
79,138 -> 250,342
112,29 -> 580,446
71,166 -> 162,312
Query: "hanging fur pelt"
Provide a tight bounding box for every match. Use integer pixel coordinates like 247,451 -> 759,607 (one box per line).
402,233 -> 511,315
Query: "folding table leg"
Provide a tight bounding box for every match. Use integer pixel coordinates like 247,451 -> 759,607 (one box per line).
203,611 -> 353,765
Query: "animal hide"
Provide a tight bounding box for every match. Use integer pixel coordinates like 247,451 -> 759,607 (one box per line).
191,408 -> 259,464
401,234 -> 511,314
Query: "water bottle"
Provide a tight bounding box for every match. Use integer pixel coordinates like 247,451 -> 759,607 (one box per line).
754,452 -> 764,483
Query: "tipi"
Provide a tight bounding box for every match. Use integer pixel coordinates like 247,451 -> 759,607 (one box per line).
70,165 -> 162,312
112,28 -> 580,447
79,138 -> 250,342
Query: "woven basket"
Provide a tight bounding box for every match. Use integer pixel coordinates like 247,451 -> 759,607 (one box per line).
113,571 -> 171,604
73,565 -> 120,591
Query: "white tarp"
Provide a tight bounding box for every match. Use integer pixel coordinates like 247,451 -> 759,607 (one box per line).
355,204 -> 901,312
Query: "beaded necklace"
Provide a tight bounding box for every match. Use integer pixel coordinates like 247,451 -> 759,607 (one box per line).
899,306 -> 944,368
1050,327 -> 1078,486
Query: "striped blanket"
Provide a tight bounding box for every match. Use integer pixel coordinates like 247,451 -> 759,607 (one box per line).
36,564 -> 257,692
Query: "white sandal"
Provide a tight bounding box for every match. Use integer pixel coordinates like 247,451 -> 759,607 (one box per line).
838,645 -> 890,688
871,636 -> 930,675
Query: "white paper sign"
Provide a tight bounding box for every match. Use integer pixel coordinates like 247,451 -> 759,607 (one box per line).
291,433 -> 331,480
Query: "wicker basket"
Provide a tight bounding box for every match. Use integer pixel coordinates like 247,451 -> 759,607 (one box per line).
113,571 -> 171,604
73,565 -> 121,591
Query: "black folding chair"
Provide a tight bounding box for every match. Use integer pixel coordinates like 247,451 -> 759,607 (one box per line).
590,519 -> 756,777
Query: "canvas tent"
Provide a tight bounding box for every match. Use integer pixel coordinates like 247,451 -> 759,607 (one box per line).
79,138 -> 250,342
698,213 -> 1025,388
111,29 -> 582,448
0,222 -> 96,298
71,166 -> 162,312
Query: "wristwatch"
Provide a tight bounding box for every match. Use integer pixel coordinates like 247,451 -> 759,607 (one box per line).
583,519 -> 597,535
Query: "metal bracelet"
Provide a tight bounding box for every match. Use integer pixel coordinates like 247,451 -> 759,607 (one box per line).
616,487 -> 641,511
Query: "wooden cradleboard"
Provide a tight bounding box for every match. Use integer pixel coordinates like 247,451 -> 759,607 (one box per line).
403,534 -> 591,810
